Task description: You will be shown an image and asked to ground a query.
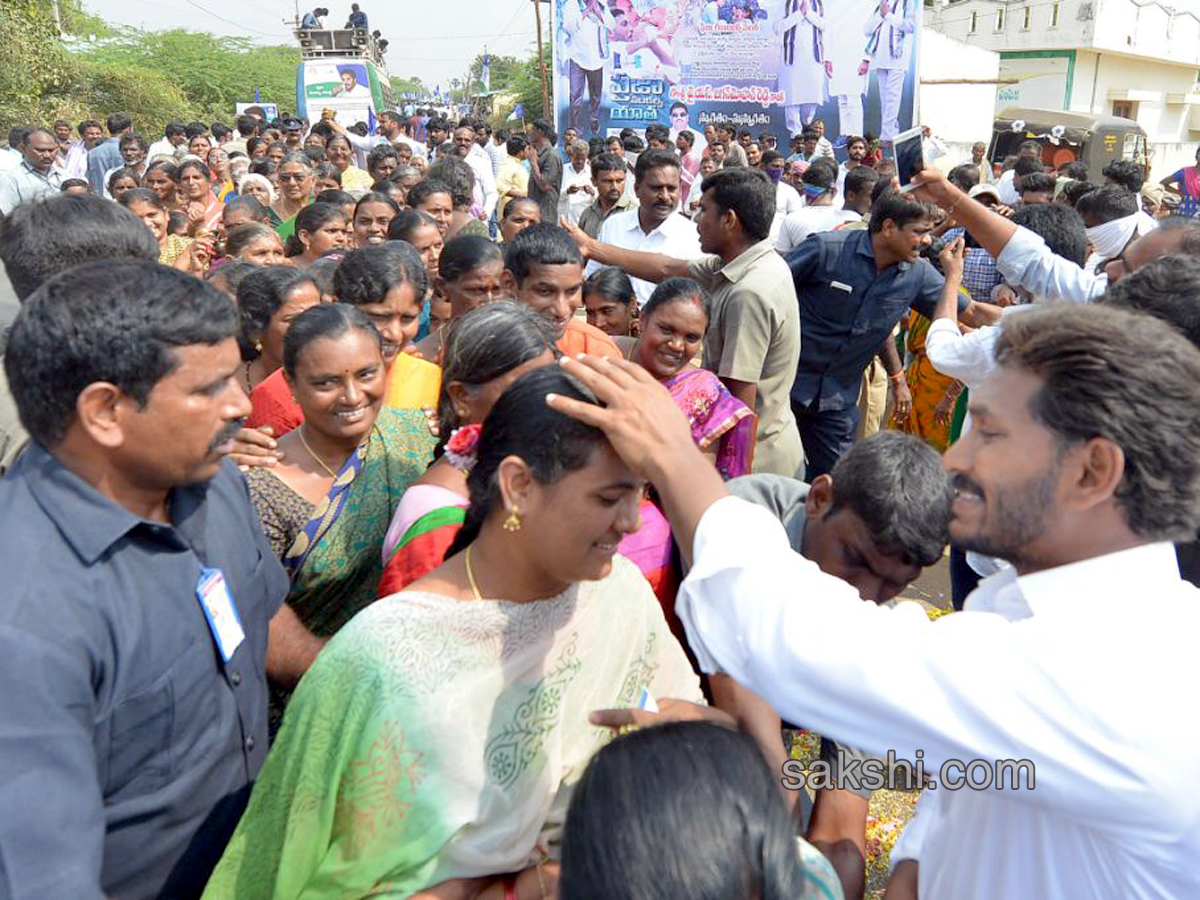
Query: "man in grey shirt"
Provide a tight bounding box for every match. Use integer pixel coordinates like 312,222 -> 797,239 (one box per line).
723,431 -> 952,900
0,260 -> 287,898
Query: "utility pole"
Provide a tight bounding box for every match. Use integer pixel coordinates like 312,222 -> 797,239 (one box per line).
50,0 -> 65,37
533,0 -> 550,119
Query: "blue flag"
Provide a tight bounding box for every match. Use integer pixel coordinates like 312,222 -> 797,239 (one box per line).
507,102 -> 524,121
481,53 -> 491,92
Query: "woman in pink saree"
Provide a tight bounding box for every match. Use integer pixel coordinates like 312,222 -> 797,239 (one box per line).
619,277 -> 755,624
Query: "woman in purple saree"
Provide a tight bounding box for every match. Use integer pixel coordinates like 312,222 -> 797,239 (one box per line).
617,277 -> 755,621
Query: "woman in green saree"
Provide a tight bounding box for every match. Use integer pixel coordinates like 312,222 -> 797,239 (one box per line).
242,302 -> 435,705
204,367 -> 706,900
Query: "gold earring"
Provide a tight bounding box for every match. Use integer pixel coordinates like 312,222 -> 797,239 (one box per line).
254,340 -> 263,353
503,507 -> 522,532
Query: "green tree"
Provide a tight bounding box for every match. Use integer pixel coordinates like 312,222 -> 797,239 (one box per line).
75,29 -> 300,124
0,0 -> 76,130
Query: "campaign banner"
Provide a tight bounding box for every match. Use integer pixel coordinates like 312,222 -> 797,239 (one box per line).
552,0 -> 919,147
297,60 -> 382,126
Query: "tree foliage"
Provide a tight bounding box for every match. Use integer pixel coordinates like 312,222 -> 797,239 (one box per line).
0,1 -> 301,138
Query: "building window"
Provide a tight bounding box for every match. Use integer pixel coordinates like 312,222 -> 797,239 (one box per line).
995,8 -> 1005,30
1051,2 -> 1060,26
1112,100 -> 1135,119
969,10 -> 978,32
1022,5 -> 1032,28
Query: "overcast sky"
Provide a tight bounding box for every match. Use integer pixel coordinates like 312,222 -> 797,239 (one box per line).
82,0 -> 542,88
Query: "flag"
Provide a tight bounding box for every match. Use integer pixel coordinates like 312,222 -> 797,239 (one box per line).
507,102 -> 525,121
254,87 -> 260,102
481,53 -> 491,92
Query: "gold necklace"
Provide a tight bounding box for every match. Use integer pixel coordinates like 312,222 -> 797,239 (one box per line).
464,545 -> 484,601
297,425 -> 339,478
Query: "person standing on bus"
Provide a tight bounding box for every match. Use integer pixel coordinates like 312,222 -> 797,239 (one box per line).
346,3 -> 368,28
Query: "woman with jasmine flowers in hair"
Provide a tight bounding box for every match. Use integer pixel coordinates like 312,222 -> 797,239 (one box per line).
379,301 -> 557,594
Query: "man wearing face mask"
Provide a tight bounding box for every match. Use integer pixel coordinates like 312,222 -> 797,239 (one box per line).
1075,184 -> 1156,275
762,149 -> 803,244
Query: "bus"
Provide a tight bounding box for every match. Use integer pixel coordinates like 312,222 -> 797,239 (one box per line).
293,25 -> 397,128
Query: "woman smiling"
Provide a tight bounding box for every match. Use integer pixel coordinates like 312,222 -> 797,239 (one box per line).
239,304 -> 435,719
204,365 -> 699,899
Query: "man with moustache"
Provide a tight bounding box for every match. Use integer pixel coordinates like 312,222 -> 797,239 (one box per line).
551,299 -> 1200,900
577,152 -> 636,238
588,148 -> 700,304
0,261 -> 288,898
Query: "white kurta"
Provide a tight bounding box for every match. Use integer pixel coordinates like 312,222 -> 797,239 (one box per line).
776,0 -> 828,107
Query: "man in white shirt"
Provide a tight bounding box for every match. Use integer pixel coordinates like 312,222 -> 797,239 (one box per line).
995,141 -> 1042,205
561,0 -> 613,136
774,160 -> 858,252
0,128 -> 65,216
550,298 -> 1200,900
146,123 -> 187,161
588,148 -> 700,304
453,123 -> 499,219
560,139 -> 594,226
331,111 -> 423,170
62,120 -> 105,180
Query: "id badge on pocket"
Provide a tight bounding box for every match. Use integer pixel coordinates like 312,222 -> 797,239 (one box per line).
196,567 -> 245,662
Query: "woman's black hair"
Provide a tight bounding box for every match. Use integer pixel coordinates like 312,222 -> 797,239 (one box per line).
249,159 -> 278,179
106,167 -> 141,193
205,260 -> 257,297
117,188 -> 165,212
325,132 -> 353,154
282,302 -> 382,378
641,276 -> 709,323
501,196 -> 540,221
284,202 -> 349,257
167,210 -> 189,235
236,265 -> 317,359
387,208 -> 437,242
303,254 -> 344,297
439,234 -> 503,284
333,241 -> 427,306
311,162 -> 341,185
315,188 -> 356,207
143,159 -> 179,181
407,178 -> 454,212
425,158 -> 476,210
178,159 -> 212,182
445,366 -> 606,558
353,190 -> 401,221
582,266 -> 635,306
224,221 -> 278,259
246,136 -> 267,157
436,300 -> 556,454
559,721 -> 815,900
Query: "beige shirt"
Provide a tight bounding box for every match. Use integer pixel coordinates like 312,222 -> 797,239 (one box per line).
688,240 -> 802,477
0,361 -> 27,476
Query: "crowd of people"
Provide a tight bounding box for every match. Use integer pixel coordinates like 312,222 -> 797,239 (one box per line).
0,93 -> 1199,900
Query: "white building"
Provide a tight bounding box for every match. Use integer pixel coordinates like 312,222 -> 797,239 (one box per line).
924,0 -> 1200,177
919,30 -> 1002,165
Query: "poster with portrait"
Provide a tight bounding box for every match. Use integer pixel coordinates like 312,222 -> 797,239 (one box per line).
552,0 -> 919,149
297,60 -> 380,127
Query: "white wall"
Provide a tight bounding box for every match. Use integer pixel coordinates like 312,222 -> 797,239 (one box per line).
1069,51 -> 1199,176
919,29 -> 1001,164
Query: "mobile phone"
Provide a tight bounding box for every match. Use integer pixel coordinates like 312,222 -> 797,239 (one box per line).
889,126 -> 925,192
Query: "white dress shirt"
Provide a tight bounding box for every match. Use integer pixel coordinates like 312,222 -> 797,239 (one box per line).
146,138 -> 181,161
485,139 -> 507,176
561,0 -> 614,72
677,496 -> 1200,900
590,208 -> 701,303
465,143 -> 499,218
774,205 -> 859,252
769,180 -> 804,244
996,168 -> 1019,205
995,224 -> 1107,303
560,160 -> 593,225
